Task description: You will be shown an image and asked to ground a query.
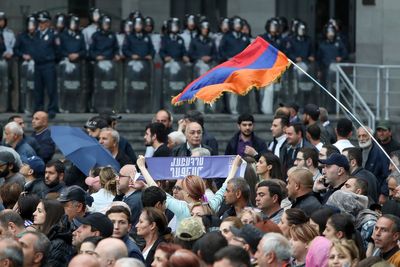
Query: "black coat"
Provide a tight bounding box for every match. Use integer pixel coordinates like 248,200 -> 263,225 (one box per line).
153,143 -> 171,157
46,220 -> 73,267
291,192 -> 322,216
225,132 -> 267,157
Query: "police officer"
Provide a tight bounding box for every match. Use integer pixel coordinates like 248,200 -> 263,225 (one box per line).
287,21 -> 314,63
14,15 -> 36,62
31,11 -> 59,118
54,13 -> 67,34
188,20 -> 217,63
241,19 -> 252,39
89,15 -> 120,61
144,16 -> 161,55
219,16 -> 250,62
213,17 -> 229,53
58,15 -> 86,62
82,8 -> 100,50
122,17 -> 155,61
117,19 -> 133,58
260,17 -> 283,51
180,14 -> 198,51
159,18 -> 189,63
0,12 -> 15,60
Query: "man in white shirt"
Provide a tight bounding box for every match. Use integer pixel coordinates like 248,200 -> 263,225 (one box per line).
333,118 -> 354,152
268,115 -> 289,158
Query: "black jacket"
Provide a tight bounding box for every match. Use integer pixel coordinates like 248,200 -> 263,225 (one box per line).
172,143 -> 215,157
46,220 -> 73,267
352,167 -> 379,203
291,192 -> 322,216
225,132 -> 267,157
153,143 -> 171,157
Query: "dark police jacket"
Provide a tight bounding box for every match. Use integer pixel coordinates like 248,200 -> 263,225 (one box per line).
58,30 -> 86,59
188,35 -> 217,62
219,31 -> 250,61
159,34 -> 187,61
31,29 -> 57,65
89,30 -> 119,60
122,32 -> 155,59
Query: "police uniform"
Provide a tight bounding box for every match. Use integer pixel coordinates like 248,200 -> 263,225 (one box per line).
58,29 -> 86,59
31,28 -> 59,115
219,31 -> 250,62
188,35 -> 217,62
122,32 -> 155,59
317,38 -> 347,70
287,35 -> 314,62
89,29 -> 119,60
159,34 -> 187,61
260,32 -> 283,51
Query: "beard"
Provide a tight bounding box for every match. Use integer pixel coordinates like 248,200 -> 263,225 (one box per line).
359,139 -> 372,149
0,168 -> 9,178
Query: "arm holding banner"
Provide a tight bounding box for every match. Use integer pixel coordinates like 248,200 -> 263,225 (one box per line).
136,155 -> 158,187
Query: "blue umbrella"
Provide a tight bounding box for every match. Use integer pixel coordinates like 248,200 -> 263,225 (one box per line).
50,126 -> 120,175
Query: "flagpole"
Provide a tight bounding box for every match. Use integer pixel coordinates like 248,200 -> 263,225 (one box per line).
288,58 -> 400,174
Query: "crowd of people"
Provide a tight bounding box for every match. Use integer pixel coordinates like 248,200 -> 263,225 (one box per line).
0,101 -> 398,267
0,9 -> 348,115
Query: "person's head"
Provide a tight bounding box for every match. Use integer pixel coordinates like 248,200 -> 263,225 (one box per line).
151,243 -> 181,267
33,199 -> 65,235
4,122 -> 24,147
184,110 -> 205,130
237,114 -> 254,138
213,245 -> 251,267
341,177 -> 368,196
99,128 -> 120,153
136,207 -> 168,240
175,217 -> 205,250
193,232 -> 227,265
0,237 -> 23,267
185,122 -> 203,147
142,186 -> 167,211
68,254 -> 101,267
286,167 -> 314,199
389,150 -> 400,173
306,123 -> 321,142
94,238 -> 128,267
79,236 -> 102,256
278,208 -> 309,238
336,118 -> 353,139
319,153 -> 350,187
58,185 -> 89,221
189,202 -> 213,217
0,151 -> 19,178
116,164 -> 136,195
84,116 -> 109,139
0,183 -> 22,209
255,233 -> 291,267
324,213 -> 355,241
239,208 -> 261,225
342,147 -> 362,172
357,127 -> 373,149
224,178 -> 250,206
319,107 -> 329,123
302,104 -> 320,125
286,123 -> 304,146
372,214 -> 400,253
0,210 -> 24,238
73,213 -> 114,247
8,115 -> 25,130
256,153 -> 283,180
328,239 -> 359,267
255,180 -> 283,213
115,258 -> 144,267
18,231 -> 50,267
305,236 -> 332,267
181,175 -> 206,202
172,180 -> 185,200
375,121 -> 392,144
309,207 -> 336,235
20,156 -> 45,179
155,109 -> 173,129
387,173 -> 400,199
220,217 -> 243,242
294,147 -> 318,169
99,166 -> 117,196
31,111 -> 48,132
168,131 -> 186,150
167,249 -> 201,267
288,223 -> 319,262
106,205 -> 132,239
191,147 -> 211,157
144,123 -> 168,147
319,145 -> 340,162
229,224 -> 264,255
270,115 -> 289,138
16,194 -> 40,224
44,159 -> 65,187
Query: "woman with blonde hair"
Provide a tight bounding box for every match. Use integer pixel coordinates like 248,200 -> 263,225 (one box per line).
328,239 -> 360,267
239,208 -> 261,225
289,223 -> 319,267
89,166 -> 117,212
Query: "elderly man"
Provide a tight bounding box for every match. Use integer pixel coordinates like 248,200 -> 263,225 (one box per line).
94,238 -> 128,267
372,214 -> 400,265
20,156 -> 47,196
68,254 -> 100,267
172,121 -> 214,156
0,210 -> 25,238
357,127 -> 390,199
4,121 -> 36,159
31,111 -> 55,163
0,237 -> 24,267
255,233 -> 291,267
8,115 -> 41,157
58,185 -> 90,222
99,128 -> 132,167
19,231 -> 50,267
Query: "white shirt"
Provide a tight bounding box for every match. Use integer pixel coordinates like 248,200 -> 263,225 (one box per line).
89,188 -> 115,213
268,134 -> 287,158
333,139 -> 354,153
315,142 -> 323,151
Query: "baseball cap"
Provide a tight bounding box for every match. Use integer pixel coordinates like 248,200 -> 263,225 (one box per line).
0,151 -> 15,165
22,156 -> 45,176
58,185 -> 87,204
84,116 -> 108,130
75,212 -> 113,238
176,217 -> 205,241
376,120 -> 390,131
230,224 -> 264,253
99,109 -> 122,120
303,103 -> 320,119
318,153 -> 349,171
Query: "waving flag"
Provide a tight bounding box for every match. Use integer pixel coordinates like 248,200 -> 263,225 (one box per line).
172,36 -> 291,105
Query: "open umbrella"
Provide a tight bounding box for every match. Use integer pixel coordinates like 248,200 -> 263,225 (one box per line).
50,126 -> 120,175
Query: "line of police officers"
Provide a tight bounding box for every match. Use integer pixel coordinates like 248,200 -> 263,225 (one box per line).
0,9 -> 348,116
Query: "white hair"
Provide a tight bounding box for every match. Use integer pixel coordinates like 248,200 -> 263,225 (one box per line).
115,257 -> 145,267
191,147 -> 211,157
5,122 -> 23,136
261,233 -> 291,263
100,127 -> 120,144
168,131 -> 186,145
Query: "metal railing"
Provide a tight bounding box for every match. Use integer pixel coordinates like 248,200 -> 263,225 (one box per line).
335,63 -> 400,125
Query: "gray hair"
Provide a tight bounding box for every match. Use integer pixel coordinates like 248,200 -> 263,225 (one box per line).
228,178 -> 250,201
261,233 -> 291,263
0,238 -> 23,267
191,147 -> 211,157
115,257 -> 145,267
5,122 -> 23,137
387,171 -> 400,185
168,131 -> 186,145
100,127 -> 120,144
20,231 -> 50,255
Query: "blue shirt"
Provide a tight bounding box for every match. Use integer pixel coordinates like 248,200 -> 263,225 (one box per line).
122,234 -> 145,262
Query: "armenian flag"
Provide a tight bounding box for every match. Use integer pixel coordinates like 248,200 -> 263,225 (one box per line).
171,36 -> 291,105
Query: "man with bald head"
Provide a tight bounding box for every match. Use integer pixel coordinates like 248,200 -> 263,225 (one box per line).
31,111 -> 55,163
68,254 -> 100,267
155,109 -> 173,133
115,164 -> 142,227
357,126 -> 389,198
95,238 -> 128,267
286,167 -> 321,216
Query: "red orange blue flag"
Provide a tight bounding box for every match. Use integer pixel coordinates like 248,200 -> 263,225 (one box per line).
171,36 -> 291,105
